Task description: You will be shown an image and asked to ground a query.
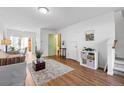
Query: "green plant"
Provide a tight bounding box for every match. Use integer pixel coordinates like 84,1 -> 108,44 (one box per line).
83,47 -> 94,51
35,50 -> 43,59
10,46 -> 15,51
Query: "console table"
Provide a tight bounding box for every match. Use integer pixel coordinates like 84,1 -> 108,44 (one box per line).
60,48 -> 66,58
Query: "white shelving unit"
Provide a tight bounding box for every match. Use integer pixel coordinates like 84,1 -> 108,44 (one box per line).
80,50 -> 98,70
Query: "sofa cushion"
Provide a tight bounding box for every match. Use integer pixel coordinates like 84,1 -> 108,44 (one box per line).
0,50 -> 8,58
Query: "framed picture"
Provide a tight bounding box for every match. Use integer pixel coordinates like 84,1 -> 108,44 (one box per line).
85,30 -> 94,41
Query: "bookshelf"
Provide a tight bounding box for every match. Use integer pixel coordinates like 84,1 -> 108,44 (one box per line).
80,50 -> 98,69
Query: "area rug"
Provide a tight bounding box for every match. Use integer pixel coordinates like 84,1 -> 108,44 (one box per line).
28,59 -> 74,85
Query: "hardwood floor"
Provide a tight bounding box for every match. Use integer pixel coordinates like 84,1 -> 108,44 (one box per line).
26,56 -> 124,86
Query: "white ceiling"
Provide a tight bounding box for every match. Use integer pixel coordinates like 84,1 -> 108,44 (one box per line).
0,7 -> 123,32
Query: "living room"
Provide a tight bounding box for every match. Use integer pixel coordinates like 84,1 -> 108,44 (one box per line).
0,7 -> 124,86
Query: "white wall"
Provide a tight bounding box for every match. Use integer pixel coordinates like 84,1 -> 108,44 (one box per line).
36,30 -> 41,50
0,21 -> 6,50
115,11 -> 124,58
58,12 -> 115,68
40,28 -> 57,56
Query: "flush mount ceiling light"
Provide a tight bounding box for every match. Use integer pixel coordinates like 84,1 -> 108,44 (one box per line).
38,7 -> 49,14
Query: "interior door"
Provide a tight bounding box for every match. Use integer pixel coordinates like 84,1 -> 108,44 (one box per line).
48,34 -> 56,56
67,41 -> 78,61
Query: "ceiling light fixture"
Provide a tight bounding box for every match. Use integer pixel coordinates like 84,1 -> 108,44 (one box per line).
38,7 -> 49,14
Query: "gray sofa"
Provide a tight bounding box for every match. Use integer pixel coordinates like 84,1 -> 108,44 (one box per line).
0,62 -> 26,86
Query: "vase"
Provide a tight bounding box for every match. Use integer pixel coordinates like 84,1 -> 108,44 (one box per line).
37,58 -> 41,63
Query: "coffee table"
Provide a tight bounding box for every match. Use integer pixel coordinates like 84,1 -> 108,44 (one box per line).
32,59 -> 45,71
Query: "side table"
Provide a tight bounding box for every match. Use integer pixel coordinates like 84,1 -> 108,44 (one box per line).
32,60 -> 45,71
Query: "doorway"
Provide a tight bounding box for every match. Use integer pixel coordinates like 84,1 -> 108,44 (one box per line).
48,33 -> 61,56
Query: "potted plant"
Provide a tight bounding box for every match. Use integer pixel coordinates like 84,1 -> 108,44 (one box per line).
35,50 -> 43,62
83,47 -> 94,51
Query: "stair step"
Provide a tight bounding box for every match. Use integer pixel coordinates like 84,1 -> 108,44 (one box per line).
115,60 -> 124,65
114,67 -> 124,72
114,70 -> 124,76
115,57 -> 124,60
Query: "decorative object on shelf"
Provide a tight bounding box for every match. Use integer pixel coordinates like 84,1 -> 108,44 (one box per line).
85,30 -> 94,41
61,40 -> 66,48
83,47 -> 94,51
35,50 -> 43,62
80,49 -> 98,70
62,41 -> 64,45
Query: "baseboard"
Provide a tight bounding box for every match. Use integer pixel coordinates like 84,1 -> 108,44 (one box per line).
98,67 -> 104,70
66,58 -> 80,62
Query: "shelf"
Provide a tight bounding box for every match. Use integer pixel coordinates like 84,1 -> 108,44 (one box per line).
80,50 -> 98,70
114,67 -> 124,72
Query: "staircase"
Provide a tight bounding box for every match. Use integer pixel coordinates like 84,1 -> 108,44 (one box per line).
114,57 -> 124,76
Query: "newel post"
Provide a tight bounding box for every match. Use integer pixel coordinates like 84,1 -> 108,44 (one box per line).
107,39 -> 115,75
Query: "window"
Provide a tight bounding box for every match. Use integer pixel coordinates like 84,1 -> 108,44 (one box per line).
9,36 -> 28,51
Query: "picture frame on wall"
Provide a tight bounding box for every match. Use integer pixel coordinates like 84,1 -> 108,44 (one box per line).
85,30 -> 94,41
